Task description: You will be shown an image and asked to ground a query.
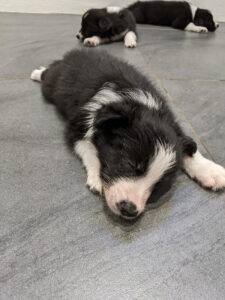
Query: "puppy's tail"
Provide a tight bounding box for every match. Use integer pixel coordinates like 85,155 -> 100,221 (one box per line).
30,66 -> 47,82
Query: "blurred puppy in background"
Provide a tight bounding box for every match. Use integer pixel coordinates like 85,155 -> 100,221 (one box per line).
76,1 -> 219,49
76,7 -> 137,48
129,1 -> 219,33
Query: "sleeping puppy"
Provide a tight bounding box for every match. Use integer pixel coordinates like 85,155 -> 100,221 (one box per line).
31,49 -> 225,219
76,7 -> 137,48
128,1 -> 219,33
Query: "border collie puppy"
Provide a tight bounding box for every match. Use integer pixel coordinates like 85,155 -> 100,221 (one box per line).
31,49 -> 225,219
76,7 -> 137,48
128,1 -> 219,33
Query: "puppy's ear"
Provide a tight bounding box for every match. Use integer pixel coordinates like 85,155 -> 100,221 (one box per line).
98,17 -> 112,31
180,135 -> 197,156
95,107 -> 129,131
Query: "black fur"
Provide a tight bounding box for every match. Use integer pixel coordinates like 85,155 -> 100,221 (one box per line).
128,1 -> 218,31
194,8 -> 218,32
40,49 -> 197,205
77,8 -> 136,41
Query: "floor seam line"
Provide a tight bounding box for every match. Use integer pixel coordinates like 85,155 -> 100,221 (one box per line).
160,78 -> 225,82
136,47 -> 215,162
0,78 -> 30,81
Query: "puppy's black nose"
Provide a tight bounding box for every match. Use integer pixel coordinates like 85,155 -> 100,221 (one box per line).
76,33 -> 80,39
117,200 -> 138,218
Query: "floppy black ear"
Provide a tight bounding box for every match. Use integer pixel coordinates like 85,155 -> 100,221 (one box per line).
181,135 -> 197,156
95,108 -> 129,131
98,17 -> 112,31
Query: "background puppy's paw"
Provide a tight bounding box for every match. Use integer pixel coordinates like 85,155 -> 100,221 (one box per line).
198,27 -> 208,33
125,40 -> 137,48
124,31 -> 137,48
83,36 -> 100,47
86,175 -> 103,195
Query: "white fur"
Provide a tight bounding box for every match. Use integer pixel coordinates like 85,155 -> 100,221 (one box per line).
83,30 -> 128,47
104,143 -> 176,215
83,87 -> 160,138
183,151 -> 225,191
189,4 -> 197,20
110,29 -> 128,42
106,6 -> 122,13
124,31 -> 137,48
83,12 -> 89,19
125,89 -> 160,110
83,36 -> 101,47
75,139 -> 102,194
76,32 -> 83,39
30,66 -> 46,82
84,87 -> 122,138
185,22 -> 208,33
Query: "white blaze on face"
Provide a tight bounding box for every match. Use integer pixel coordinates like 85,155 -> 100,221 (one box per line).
104,143 -> 176,216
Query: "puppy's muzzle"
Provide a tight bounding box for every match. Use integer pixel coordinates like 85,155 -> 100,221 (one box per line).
76,32 -> 83,40
117,200 -> 138,218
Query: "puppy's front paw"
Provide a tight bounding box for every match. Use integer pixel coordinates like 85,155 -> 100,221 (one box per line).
83,36 -> 100,47
125,39 -> 137,48
86,175 -> 103,195
124,31 -> 137,48
197,162 -> 225,191
197,27 -> 208,33
185,155 -> 225,191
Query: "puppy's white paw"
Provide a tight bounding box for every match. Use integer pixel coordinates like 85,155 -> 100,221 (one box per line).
124,31 -> 137,48
185,23 -> 208,33
86,175 -> 103,195
84,36 -> 100,47
125,39 -> 137,48
30,66 -> 46,82
184,152 -> 225,191
196,162 -> 225,191
197,26 -> 208,33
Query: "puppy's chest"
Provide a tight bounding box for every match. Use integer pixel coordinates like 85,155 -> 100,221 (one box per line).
110,29 -> 129,41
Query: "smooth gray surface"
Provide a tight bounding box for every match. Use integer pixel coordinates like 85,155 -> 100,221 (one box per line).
0,13 -> 225,300
138,26 -> 225,80
162,80 -> 225,163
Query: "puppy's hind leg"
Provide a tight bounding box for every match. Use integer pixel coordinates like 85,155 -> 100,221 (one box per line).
30,66 -> 46,82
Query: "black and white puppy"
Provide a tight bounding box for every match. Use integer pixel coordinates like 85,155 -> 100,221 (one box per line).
128,1 -> 219,33
31,49 -> 225,219
76,7 -> 137,48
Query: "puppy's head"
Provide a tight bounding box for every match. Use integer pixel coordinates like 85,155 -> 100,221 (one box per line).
194,9 -> 219,32
92,92 -> 180,219
76,8 -> 113,40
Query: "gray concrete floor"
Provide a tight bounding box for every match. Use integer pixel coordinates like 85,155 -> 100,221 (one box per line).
0,13 -> 225,300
